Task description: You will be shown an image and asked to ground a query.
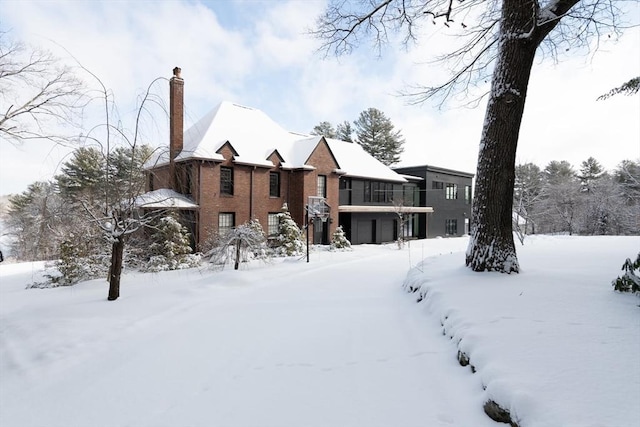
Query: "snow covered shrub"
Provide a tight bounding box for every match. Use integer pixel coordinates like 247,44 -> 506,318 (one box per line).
144,214 -> 200,272
273,204 -> 305,257
330,225 -> 351,250
41,238 -> 110,287
205,219 -> 269,270
612,253 -> 640,294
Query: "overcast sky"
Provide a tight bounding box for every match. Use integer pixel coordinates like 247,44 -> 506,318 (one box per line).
1,0 -> 639,196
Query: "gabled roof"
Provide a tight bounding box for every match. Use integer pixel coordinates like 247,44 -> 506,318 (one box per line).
148,101 -> 407,183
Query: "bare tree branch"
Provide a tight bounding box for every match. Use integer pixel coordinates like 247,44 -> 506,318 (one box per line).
0,31 -> 85,145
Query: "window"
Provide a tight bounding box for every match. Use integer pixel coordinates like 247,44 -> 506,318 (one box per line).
317,175 -> 327,198
268,213 -> 279,236
364,181 -> 371,202
371,181 -> 380,202
445,219 -> 458,235
181,164 -> 192,195
218,213 -> 235,235
148,173 -> 154,191
465,185 -> 472,204
220,166 -> 234,195
445,183 -> 458,200
269,172 -> 280,197
432,181 -> 444,190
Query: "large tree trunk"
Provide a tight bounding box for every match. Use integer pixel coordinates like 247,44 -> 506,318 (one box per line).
466,1 -> 540,273
107,236 -> 125,300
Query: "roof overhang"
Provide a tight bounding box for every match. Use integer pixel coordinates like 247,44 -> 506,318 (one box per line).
338,205 -> 433,213
135,189 -> 199,209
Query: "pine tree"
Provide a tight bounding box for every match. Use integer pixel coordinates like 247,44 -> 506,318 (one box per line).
330,225 -> 351,250
145,213 -> 199,272
353,108 -> 404,166
310,121 -> 337,138
612,253 -> 640,294
274,204 -> 305,256
578,157 -> 605,193
336,121 -> 354,142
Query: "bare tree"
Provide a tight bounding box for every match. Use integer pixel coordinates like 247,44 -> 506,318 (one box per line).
513,162 -> 544,243
0,31 -> 84,145
313,0 -> 626,273
73,65 -> 166,300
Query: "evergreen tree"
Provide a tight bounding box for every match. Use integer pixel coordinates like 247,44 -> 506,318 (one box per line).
330,225 -> 351,250
145,213 -> 198,272
612,253 -> 640,294
353,108 -> 404,166
310,121 -> 337,138
335,121 -> 354,142
56,147 -> 106,206
274,204 -> 305,256
578,157 -> 605,193
6,181 -> 64,261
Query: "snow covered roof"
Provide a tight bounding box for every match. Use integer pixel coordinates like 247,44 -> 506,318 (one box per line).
148,101 -> 407,183
135,189 -> 198,209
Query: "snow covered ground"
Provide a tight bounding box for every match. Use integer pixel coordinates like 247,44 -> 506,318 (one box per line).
0,235 -> 638,427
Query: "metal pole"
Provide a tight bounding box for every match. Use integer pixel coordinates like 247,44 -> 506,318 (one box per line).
306,206 -> 310,263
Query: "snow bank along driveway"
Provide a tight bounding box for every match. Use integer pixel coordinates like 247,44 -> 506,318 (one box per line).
0,241 -> 496,427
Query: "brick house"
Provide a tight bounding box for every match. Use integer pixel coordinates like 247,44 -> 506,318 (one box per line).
143,68 -> 433,249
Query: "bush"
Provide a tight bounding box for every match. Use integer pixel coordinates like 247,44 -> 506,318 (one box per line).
330,225 -> 351,250
204,219 -> 269,270
612,253 -> 640,294
273,204 -> 305,257
143,214 -> 200,272
38,237 -> 110,287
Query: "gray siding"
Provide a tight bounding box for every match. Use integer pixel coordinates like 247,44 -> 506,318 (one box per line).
394,165 -> 473,238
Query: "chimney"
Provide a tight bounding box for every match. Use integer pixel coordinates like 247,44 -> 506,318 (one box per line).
169,66 -> 184,191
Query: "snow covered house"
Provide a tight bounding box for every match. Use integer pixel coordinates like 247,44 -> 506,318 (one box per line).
144,68 -> 433,249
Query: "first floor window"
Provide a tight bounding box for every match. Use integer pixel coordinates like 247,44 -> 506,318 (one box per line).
445,219 -> 458,235
403,214 -> 414,237
219,212 -> 235,235
268,213 -> 279,236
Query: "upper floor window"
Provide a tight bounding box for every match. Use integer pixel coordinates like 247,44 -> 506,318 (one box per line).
432,181 -> 444,190
317,175 -> 327,198
148,173 -> 154,191
218,212 -> 235,235
181,164 -> 192,195
268,213 -> 279,236
269,172 -> 280,197
465,185 -> 472,204
445,183 -> 458,200
220,166 -> 234,195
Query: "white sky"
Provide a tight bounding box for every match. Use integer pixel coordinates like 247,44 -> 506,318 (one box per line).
0,0 -> 639,196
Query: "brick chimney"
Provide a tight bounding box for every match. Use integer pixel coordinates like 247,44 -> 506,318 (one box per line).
169,66 -> 184,191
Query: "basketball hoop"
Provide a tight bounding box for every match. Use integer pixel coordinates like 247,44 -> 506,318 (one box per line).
305,196 -> 331,262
